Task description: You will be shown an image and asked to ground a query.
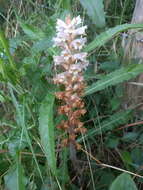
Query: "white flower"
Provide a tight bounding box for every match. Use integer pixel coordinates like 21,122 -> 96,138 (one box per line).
53,15 -> 89,85
73,84 -> 79,90
70,94 -> 79,101
53,37 -> 65,47
61,50 -> 73,61
54,72 -> 68,84
53,56 -> 65,65
69,62 -> 89,73
70,16 -> 82,27
69,64 -> 83,73
73,52 -> 87,62
73,26 -> 87,35
82,60 -> 89,69
71,38 -> 87,50
56,16 -> 82,32
54,16 -> 87,48
56,19 -> 67,31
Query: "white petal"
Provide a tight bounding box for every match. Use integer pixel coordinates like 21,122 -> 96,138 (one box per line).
57,19 -> 67,28
71,38 -> 87,50
61,50 -> 73,61
74,26 -> 87,35
73,52 -> 87,61
53,56 -> 64,65
70,16 -> 82,27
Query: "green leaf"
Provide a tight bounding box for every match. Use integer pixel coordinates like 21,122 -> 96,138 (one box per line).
99,61 -> 120,72
121,151 -> 132,166
85,23 -> 143,52
4,153 -> 26,190
0,94 -> 5,102
78,110 -> 131,142
60,0 -> 71,11
100,171 -> 115,187
19,22 -> 46,40
32,38 -> 53,53
131,148 -> 143,167
0,58 -> 5,79
39,94 -> 57,176
109,173 -> 137,190
0,31 -> 19,84
85,64 -> 143,96
122,132 -> 138,142
80,0 -> 105,28
0,30 -> 15,68
105,136 -> 119,148
110,97 -> 121,111
9,85 -> 44,182
59,148 -> 69,188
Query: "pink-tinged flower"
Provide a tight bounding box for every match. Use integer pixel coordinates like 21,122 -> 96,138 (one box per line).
53,15 -> 88,149
53,56 -> 64,65
73,26 -> 87,35
70,16 -> 82,27
53,72 -> 68,84
71,38 -> 87,50
56,16 -> 82,32
73,52 -> 88,62
56,19 -> 67,30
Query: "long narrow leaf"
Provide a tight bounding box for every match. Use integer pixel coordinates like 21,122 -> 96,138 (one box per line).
0,31 -> 19,84
39,94 -> 57,176
78,110 -> 131,142
0,58 -> 6,79
85,23 -> 143,52
0,30 -> 15,68
85,64 -> 143,96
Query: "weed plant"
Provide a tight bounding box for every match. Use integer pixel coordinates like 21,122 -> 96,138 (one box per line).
0,0 -> 143,189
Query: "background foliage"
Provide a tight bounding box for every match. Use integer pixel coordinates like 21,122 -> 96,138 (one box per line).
0,0 -> 143,189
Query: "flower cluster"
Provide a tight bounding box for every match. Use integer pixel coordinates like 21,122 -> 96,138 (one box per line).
53,15 -> 89,149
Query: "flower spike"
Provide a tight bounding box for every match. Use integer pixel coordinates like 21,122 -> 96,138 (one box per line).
53,15 -> 88,149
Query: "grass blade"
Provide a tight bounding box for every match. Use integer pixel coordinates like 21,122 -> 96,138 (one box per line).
0,30 -> 15,69
0,31 -> 19,84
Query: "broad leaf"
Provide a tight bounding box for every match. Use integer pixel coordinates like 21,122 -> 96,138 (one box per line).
39,94 -> 57,176
85,23 -> 143,52
80,0 -> 105,28
85,64 -> 143,96
109,173 -> 137,190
